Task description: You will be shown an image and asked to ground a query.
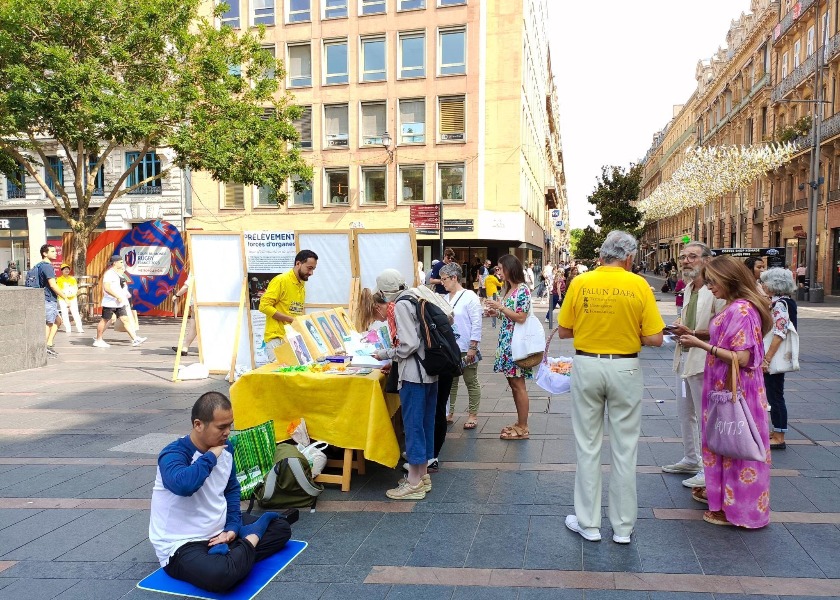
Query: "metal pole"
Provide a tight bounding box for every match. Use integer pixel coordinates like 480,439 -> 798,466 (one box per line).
808,1 -> 824,302
694,206 -> 700,242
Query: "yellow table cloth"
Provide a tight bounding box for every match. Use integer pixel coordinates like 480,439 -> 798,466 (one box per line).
230,365 -> 401,468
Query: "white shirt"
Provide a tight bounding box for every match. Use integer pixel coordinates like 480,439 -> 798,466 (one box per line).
524,268 -> 535,288
543,265 -> 553,281
447,289 -> 482,352
102,269 -> 125,308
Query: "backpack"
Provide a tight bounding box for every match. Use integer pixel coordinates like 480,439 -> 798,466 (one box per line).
252,443 -> 323,510
7,266 -> 19,283
25,265 -> 42,288
396,295 -> 463,378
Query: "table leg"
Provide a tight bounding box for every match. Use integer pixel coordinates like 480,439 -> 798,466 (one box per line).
354,450 -> 366,475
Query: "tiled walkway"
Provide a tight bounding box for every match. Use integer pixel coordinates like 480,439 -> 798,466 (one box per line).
1,285 -> 839,599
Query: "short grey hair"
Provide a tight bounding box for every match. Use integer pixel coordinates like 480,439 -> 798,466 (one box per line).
760,267 -> 796,296
599,230 -> 638,263
439,262 -> 462,280
683,241 -> 712,258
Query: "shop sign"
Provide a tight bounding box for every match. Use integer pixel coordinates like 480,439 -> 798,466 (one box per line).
551,209 -> 561,219
444,219 -> 474,232
0,219 -> 9,229
711,247 -> 786,268
120,246 -> 172,276
658,242 -> 670,249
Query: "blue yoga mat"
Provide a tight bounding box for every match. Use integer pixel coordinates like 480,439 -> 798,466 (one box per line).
136,540 -> 307,600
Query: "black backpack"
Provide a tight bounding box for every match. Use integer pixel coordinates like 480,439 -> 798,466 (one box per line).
397,295 -> 463,377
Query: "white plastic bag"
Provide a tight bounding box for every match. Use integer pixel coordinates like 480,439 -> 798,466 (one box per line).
535,357 -> 573,395
296,441 -> 329,477
511,308 -> 545,366
177,363 -> 209,380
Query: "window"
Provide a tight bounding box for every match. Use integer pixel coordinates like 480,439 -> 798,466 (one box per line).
361,102 -> 386,146
399,98 -> 425,143
293,106 -> 313,150
399,0 -> 424,9
6,162 -> 25,198
361,36 -> 386,81
807,26 -> 814,56
745,117 -> 753,145
324,104 -> 349,147
220,0 -> 240,28
262,45 -> 276,79
399,32 -> 425,78
781,52 -> 788,79
439,28 -> 465,75
438,95 -> 465,141
291,174 -> 313,205
88,158 -> 105,196
325,169 -> 350,204
361,168 -> 386,204
253,0 -> 275,25
438,163 -> 464,202
46,156 -> 64,194
256,185 -> 275,206
125,152 -> 162,194
438,0 -> 465,5
793,40 -> 801,68
288,43 -> 312,87
288,0 -> 311,22
223,183 -> 245,208
361,0 -> 386,15
324,0 -> 347,18
399,165 -> 424,203
761,106 -> 768,137
324,40 -> 349,84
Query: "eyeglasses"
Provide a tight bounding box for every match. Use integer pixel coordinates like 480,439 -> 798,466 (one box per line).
678,253 -> 702,261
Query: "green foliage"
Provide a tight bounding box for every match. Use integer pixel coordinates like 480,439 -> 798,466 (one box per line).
568,228 -> 584,257
0,0 -> 312,272
575,226 -> 603,261
586,164 -> 643,240
775,115 -> 812,144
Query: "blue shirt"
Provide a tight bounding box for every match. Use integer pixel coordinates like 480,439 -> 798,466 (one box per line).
430,261 -> 446,294
36,261 -> 57,302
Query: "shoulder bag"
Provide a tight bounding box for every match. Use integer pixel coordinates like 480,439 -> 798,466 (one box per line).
510,286 -> 545,369
705,351 -> 766,462
764,300 -> 800,374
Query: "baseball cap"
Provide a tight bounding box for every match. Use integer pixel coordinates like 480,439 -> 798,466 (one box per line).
373,269 -> 406,301
109,255 -> 123,264
60,263 -> 70,270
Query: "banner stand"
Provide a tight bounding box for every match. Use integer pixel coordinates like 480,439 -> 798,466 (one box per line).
171,277 -> 194,382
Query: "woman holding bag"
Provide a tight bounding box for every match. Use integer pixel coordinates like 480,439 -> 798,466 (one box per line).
759,268 -> 799,450
485,254 -> 532,440
679,256 -> 772,528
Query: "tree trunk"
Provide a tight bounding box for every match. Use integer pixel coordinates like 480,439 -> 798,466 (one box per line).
72,226 -> 92,277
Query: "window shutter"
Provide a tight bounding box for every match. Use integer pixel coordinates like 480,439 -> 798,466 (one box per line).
225,183 -> 244,208
439,97 -> 465,140
294,106 -> 312,147
362,103 -> 386,139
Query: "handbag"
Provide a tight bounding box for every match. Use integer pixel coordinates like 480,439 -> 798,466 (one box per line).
705,351 -> 766,462
764,321 -> 800,374
229,420 -> 276,500
511,288 -> 545,368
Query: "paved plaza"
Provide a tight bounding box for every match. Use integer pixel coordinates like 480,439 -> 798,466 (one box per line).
1,279 -> 839,599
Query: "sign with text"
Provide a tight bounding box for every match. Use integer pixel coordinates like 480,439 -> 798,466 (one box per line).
409,205 -> 440,230
711,247 -> 786,269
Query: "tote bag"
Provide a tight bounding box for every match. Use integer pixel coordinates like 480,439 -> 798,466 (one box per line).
534,327 -> 572,395
763,322 -> 800,374
511,288 -> 545,368
705,352 -> 766,462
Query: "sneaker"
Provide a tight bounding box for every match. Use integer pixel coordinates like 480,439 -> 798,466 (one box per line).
46,346 -> 58,357
661,460 -> 702,474
682,472 -> 706,488
564,515 -> 601,542
171,346 -> 188,356
612,531 -> 633,544
93,339 -> 110,348
386,478 -> 426,500
132,336 -> 148,347
421,474 -> 431,492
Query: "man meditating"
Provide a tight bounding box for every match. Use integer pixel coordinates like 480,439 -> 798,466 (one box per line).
149,392 -> 291,593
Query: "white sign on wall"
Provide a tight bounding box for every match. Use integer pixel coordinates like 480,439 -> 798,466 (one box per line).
120,246 -> 172,276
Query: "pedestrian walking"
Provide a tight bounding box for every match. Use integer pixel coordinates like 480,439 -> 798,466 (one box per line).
30,244 -> 67,357
93,255 -> 146,348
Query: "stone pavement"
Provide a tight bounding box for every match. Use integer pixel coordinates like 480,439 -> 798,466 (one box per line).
0,286 -> 839,600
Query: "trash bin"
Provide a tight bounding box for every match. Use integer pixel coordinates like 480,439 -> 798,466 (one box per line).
810,286 -> 825,303
796,287 -> 808,301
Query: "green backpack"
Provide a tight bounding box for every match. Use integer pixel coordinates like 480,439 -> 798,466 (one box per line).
253,443 -> 324,510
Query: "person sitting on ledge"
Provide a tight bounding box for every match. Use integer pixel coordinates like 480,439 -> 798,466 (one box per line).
149,391 -> 291,593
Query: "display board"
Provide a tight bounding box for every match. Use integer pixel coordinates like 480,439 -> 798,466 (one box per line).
711,247 -> 786,269
295,231 -> 353,307
355,229 -> 418,291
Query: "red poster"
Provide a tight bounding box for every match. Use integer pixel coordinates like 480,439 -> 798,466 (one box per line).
47,238 -> 63,275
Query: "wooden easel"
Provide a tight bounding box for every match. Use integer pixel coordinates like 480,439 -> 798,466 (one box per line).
171,277 -> 194,382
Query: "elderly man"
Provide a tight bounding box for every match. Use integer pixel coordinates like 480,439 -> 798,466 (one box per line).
149,392 -> 292,593
557,230 -> 665,544
663,241 -> 726,489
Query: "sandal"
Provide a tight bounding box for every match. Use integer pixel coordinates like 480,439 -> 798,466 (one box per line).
691,487 -> 708,505
463,418 -> 477,430
500,425 -> 529,440
446,415 -> 455,424
703,510 -> 732,526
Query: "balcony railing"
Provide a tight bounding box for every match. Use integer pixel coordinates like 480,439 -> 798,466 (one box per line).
796,110 -> 840,150
775,0 -> 816,44
829,189 -> 840,203
796,198 -> 809,210
126,185 -> 162,196
5,186 -> 25,199
771,203 -> 783,215
772,33 -> 840,102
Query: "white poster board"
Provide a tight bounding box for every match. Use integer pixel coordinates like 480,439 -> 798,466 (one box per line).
189,233 -> 250,374
355,230 -> 418,291
245,231 -> 296,367
296,231 -> 353,307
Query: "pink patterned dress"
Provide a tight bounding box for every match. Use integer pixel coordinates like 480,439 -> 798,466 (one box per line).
702,299 -> 771,528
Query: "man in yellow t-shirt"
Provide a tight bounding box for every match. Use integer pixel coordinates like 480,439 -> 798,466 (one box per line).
557,230 -> 664,546
56,264 -> 84,334
259,250 -> 318,354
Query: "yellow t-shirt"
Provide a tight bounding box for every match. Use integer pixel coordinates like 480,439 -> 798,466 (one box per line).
485,274 -> 502,297
55,275 -> 78,301
558,266 -> 664,354
259,269 -> 306,342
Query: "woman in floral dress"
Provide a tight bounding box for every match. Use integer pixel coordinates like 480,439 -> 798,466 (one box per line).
485,254 -> 532,440
679,256 -> 772,528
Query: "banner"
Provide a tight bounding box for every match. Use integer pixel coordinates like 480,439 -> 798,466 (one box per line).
244,231 -> 296,366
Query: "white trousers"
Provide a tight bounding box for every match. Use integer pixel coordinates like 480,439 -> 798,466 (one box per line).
678,372 -> 704,466
571,355 -> 643,538
58,298 -> 84,333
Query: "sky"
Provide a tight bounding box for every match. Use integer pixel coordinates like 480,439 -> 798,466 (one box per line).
548,0 -> 755,230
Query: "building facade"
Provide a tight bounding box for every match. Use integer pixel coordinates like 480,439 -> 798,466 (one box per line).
188,0 -> 568,272
0,143 -> 187,271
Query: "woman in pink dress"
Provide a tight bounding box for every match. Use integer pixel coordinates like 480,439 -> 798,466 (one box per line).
678,256 -> 772,528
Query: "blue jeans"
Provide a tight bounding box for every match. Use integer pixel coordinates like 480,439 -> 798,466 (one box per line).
400,380 -> 438,465
545,293 -> 560,323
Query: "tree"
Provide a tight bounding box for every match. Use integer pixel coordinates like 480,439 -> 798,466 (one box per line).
568,228 -> 584,257
575,226 -> 602,261
587,164 -> 643,240
0,0 -> 311,274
